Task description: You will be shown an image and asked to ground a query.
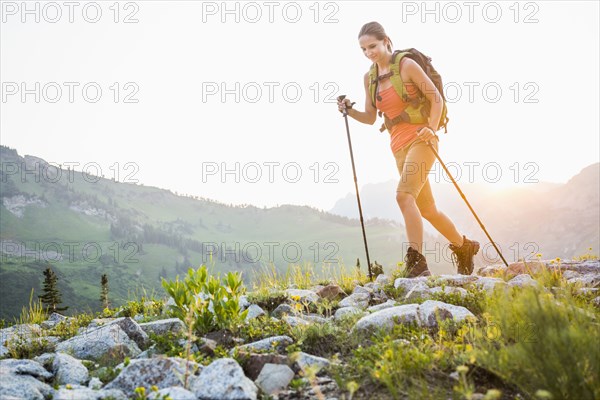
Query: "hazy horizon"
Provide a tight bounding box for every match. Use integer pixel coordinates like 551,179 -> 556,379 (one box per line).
2,1 -> 599,211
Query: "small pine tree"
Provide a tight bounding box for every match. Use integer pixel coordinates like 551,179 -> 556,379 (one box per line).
39,267 -> 68,313
100,274 -> 109,309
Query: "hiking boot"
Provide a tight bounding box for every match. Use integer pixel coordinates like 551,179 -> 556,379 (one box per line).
404,247 -> 431,278
449,235 -> 480,275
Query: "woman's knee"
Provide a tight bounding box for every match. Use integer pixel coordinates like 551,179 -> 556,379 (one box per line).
396,191 -> 416,209
418,202 -> 438,220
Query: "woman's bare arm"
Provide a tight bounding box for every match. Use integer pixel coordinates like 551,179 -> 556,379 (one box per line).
339,73 -> 377,125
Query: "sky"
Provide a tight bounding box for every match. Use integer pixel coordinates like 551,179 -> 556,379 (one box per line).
1,0 -> 599,212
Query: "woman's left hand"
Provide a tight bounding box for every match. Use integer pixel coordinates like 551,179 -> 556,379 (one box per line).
416,126 -> 436,143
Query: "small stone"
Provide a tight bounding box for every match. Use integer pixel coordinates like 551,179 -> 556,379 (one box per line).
255,363 -> 295,396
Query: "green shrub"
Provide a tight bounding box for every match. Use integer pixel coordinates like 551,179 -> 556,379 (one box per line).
238,315 -> 292,343
161,265 -> 248,335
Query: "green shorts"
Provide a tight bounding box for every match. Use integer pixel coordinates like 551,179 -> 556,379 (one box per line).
393,135 -> 439,208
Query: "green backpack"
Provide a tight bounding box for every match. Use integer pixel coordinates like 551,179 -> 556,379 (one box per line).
368,48 -> 449,134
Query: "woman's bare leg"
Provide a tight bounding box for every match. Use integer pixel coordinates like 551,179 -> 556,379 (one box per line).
419,202 -> 464,247
396,192 -> 425,254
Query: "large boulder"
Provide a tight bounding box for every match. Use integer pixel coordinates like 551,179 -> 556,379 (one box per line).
353,301 -> 476,333
285,289 -> 320,304
338,292 -> 370,309
417,300 -> 475,328
138,318 -> 186,336
190,358 -> 258,400
0,359 -> 54,400
56,324 -> 141,363
104,356 -> 201,397
353,304 -> 420,334
230,336 -> 293,356
52,385 -> 127,400
53,352 -> 89,385
255,363 -> 295,396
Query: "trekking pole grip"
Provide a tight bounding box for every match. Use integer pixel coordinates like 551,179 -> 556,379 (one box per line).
337,94 -> 355,117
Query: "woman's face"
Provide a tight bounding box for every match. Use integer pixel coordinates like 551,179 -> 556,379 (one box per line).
358,34 -> 389,63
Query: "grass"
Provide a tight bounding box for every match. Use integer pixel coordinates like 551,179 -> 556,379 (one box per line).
4,251 -> 599,400
244,255 -> 600,399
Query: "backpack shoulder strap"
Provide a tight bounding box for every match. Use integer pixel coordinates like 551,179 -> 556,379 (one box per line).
367,63 -> 378,107
389,50 -> 412,102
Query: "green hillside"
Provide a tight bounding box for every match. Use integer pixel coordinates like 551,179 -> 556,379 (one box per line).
0,145 -> 442,321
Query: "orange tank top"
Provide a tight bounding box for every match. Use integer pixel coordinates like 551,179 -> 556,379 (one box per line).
375,83 -> 428,154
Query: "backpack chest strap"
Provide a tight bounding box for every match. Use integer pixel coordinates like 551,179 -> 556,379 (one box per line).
378,112 -> 411,133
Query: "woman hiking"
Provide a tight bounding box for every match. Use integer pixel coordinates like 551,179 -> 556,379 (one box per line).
337,21 -> 480,277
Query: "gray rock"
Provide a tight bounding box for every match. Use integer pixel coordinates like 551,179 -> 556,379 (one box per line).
136,344 -> 160,359
133,314 -> 145,322
271,304 -> 297,319
52,385 -> 127,400
367,299 -> 399,312
177,339 -> 199,354
40,312 -> 68,329
433,274 -> 478,287
282,315 -> 311,328
0,345 -> 10,359
353,304 -> 420,334
353,301 -> 476,333
375,274 -> 392,285
255,363 -> 295,395
112,317 -> 151,350
291,352 -> 330,375
33,352 -> 55,368
0,358 -> 53,379
0,371 -> 54,400
190,358 -> 258,400
245,304 -> 266,321
507,274 -> 539,288
333,307 -> 364,320
104,356 -> 201,397
83,317 -> 150,350
472,277 -> 506,292
352,285 -> 372,295
429,286 -> 468,298
0,359 -> 54,400
151,386 -> 196,400
476,265 -> 505,276
88,377 -> 103,389
338,292 -> 370,309
417,300 -> 475,328
239,295 -> 251,311
285,289 -> 320,304
568,273 -> 600,288
86,317 -> 119,330
300,314 -> 328,324
561,270 -> 581,280
556,259 -> 600,274
139,318 -> 186,336
53,352 -> 89,385
364,282 -> 384,292
230,336 -> 294,356
56,324 -> 141,362
0,324 -> 42,346
394,277 -> 428,292
403,282 -> 431,301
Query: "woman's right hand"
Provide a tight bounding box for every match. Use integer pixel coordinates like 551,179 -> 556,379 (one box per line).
337,97 -> 353,113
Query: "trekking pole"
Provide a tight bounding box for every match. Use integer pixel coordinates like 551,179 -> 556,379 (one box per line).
338,95 -> 373,281
426,140 -> 509,267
